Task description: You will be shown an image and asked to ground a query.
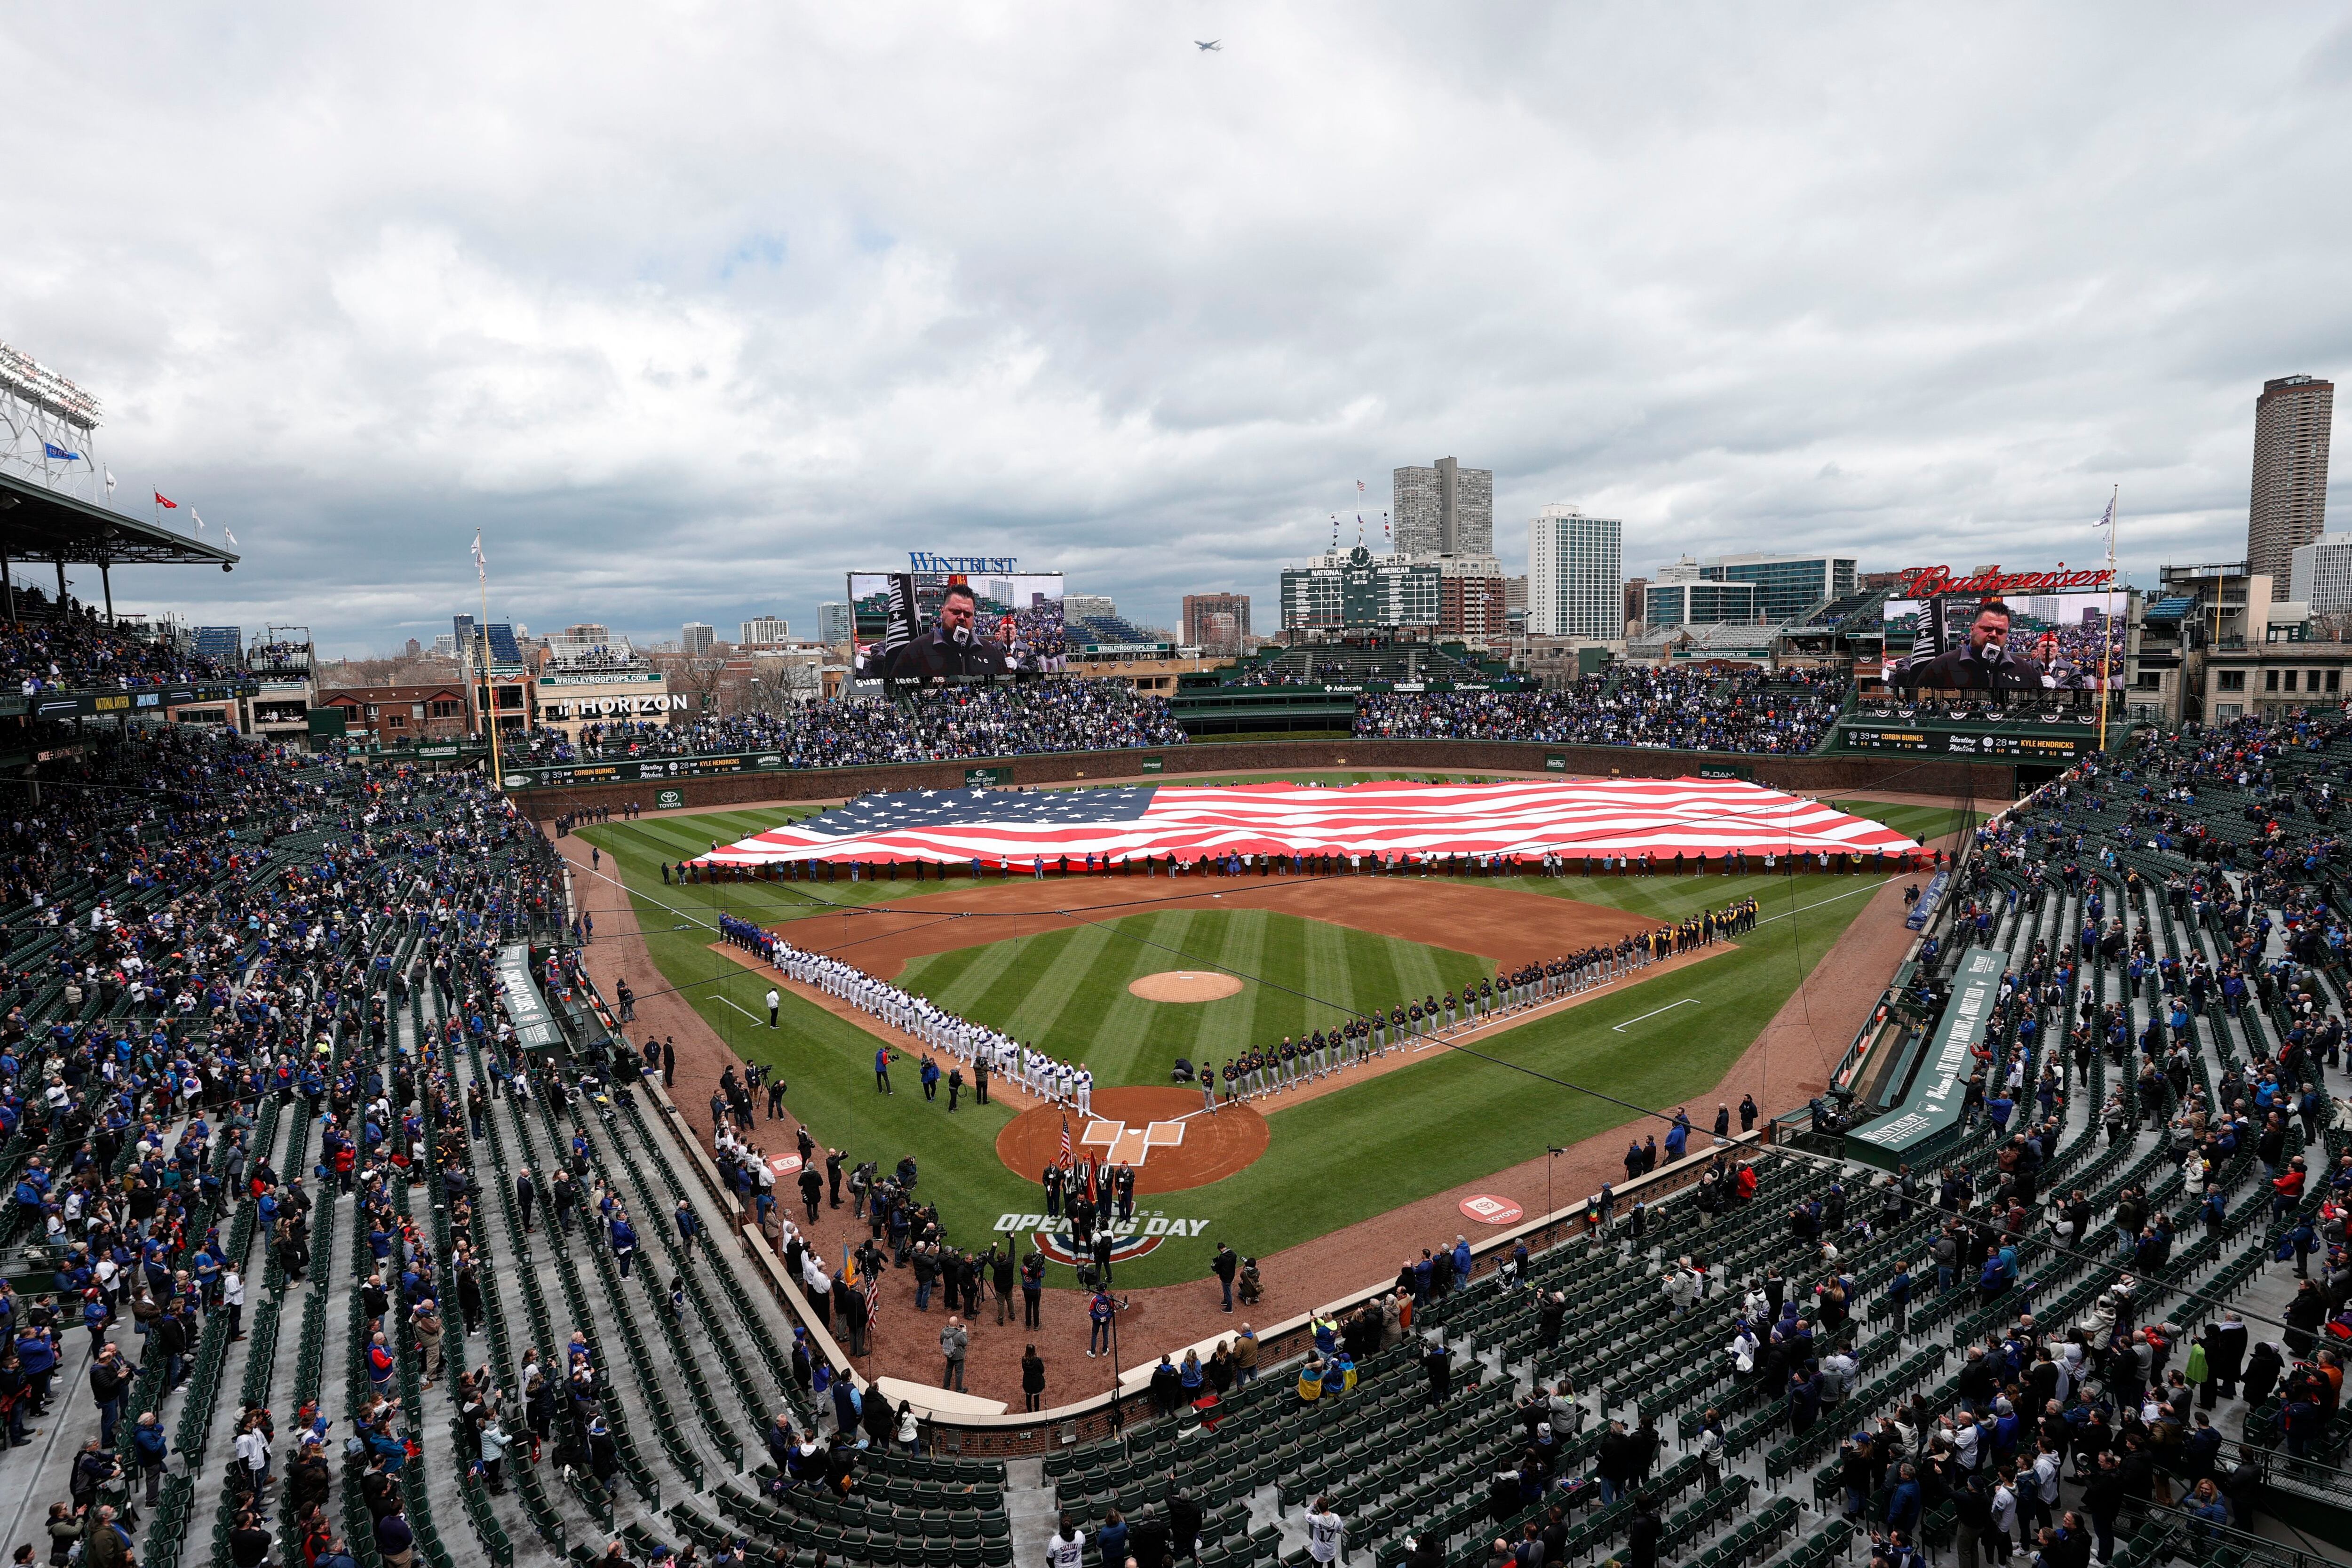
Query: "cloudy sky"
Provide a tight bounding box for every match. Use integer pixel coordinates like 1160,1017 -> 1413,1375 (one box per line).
7,5 -> 2349,654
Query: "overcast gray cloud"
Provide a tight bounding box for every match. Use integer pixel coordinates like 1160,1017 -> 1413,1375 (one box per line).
5,4 -> 2348,653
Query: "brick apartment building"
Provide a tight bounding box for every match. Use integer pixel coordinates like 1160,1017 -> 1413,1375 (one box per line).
318,683 -> 471,745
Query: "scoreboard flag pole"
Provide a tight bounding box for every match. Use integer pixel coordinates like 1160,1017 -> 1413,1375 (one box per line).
2098,486 -> 2118,755
476,530 -> 505,793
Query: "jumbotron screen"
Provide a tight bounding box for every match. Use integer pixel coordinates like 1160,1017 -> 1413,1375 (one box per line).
848,569 -> 1066,676
1882,590 -> 2122,691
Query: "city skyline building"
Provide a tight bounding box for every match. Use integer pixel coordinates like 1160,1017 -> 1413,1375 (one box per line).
1182,591 -> 1253,651
1392,457 -> 1494,558
2289,532 -> 2352,619
1645,579 -> 1762,628
681,621 -> 716,656
1526,505 -> 1622,639
2248,373 -> 2335,600
1702,552 -> 1858,623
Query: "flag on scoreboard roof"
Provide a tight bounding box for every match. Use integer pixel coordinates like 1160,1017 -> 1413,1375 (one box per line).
153,492 -> 177,509
42,442 -> 80,463
695,777 -> 1925,868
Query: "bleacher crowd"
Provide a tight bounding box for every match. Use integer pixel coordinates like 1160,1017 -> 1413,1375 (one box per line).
509,682 -> 1184,767
1355,668 -> 1847,754
0,602 -> 229,695
9,679 -> 2352,1568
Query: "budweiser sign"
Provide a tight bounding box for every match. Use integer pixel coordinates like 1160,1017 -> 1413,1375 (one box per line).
1896,565 -> 2118,598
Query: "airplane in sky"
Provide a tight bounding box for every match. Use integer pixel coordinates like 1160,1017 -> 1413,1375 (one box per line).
1195,40 -> 1221,51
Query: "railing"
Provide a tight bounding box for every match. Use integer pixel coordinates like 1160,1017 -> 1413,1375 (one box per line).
2127,1500 -> 2349,1568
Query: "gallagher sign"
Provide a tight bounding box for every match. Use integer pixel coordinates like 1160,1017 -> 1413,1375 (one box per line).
1895,564 -> 2118,598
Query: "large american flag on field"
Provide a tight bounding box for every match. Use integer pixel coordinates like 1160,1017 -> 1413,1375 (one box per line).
693,778 -> 1925,866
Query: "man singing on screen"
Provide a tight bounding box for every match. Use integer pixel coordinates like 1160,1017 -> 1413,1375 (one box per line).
887,581 -> 1013,681
1899,598 -> 2051,692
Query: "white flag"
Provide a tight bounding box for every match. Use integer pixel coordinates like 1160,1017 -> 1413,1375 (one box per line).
471,533 -> 486,575
2093,497 -> 2114,531
103,468 -> 116,497
223,527 -> 238,546
192,509 -> 205,533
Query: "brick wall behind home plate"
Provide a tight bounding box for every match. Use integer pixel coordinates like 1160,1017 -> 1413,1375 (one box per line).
512,739 -> 2008,819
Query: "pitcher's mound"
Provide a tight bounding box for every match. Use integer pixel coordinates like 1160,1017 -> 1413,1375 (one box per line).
1129,971 -> 1245,1003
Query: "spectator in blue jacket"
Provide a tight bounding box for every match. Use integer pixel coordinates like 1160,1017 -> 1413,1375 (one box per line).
1884,1464 -> 1923,1535
132,1409 -> 169,1503
610,1210 -> 639,1278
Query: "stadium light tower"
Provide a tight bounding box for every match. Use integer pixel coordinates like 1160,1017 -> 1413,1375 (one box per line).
0,341 -> 105,499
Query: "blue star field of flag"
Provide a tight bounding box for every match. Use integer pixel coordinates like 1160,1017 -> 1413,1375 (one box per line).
794,786 -> 1160,838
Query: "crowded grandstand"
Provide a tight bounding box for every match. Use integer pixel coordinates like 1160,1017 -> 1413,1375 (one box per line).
1355,668 -> 1848,754
507,683 -> 1188,767
0,561 -> 2340,1568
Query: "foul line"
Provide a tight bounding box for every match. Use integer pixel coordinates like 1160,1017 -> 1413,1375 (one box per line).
715,992 -> 766,1023
1612,998 -> 1700,1033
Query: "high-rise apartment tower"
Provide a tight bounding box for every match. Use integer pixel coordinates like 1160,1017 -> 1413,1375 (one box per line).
2248,374 -> 2335,600
1392,458 -> 1493,558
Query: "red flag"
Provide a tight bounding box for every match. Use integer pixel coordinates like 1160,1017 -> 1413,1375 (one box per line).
1057,1116 -> 1073,1171
153,492 -> 178,509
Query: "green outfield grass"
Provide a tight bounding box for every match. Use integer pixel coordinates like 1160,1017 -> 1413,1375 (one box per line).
893,910 -> 1490,1085
580,795 -> 1895,1288
1828,797 -> 1985,844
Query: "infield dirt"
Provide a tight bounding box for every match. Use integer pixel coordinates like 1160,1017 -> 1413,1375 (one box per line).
996,1086 -> 1269,1193
762,871 -> 1660,981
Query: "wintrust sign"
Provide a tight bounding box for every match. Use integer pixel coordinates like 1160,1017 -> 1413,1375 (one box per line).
908,552 -> 1020,573
1896,565 -> 2117,598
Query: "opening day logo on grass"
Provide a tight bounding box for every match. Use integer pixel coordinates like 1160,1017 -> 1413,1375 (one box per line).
995,1209 -> 1213,1266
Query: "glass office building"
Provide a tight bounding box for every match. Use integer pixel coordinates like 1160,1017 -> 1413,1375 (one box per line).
1706,553 -> 1858,622
1645,581 -> 1760,628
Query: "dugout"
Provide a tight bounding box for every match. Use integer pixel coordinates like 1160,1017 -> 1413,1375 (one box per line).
1841,945 -> 2006,1173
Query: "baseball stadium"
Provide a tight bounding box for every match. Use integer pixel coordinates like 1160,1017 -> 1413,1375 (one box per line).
0,367 -> 2346,1568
